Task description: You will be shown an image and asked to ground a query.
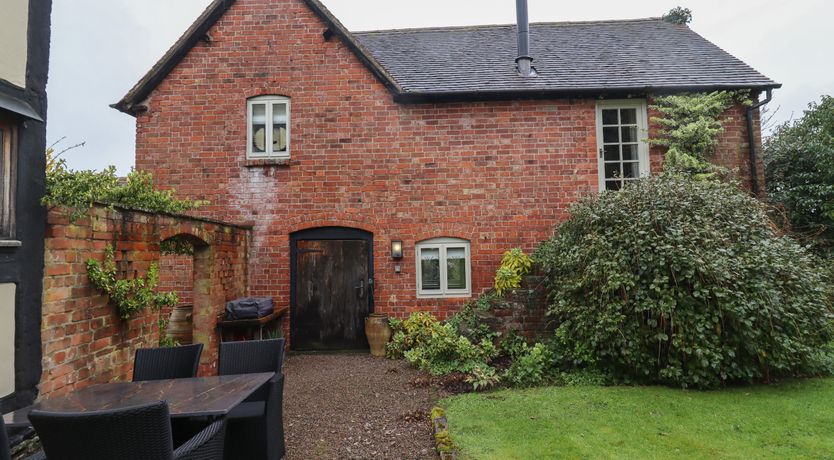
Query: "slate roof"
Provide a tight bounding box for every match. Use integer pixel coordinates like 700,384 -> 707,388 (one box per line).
355,19 -> 779,100
113,0 -> 779,114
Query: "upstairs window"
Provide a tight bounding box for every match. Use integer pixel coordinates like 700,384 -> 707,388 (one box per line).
247,96 -> 290,159
416,238 -> 471,298
596,100 -> 650,191
0,121 -> 16,239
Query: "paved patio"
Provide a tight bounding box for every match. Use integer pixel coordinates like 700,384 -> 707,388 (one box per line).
283,353 -> 444,459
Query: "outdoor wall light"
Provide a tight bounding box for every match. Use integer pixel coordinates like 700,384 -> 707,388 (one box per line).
391,240 -> 403,259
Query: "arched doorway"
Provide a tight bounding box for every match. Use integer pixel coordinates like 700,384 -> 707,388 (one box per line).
290,227 -> 374,351
158,234 -> 211,359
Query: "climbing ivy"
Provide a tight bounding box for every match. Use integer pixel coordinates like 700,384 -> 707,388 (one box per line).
43,157 -> 205,221
86,245 -> 178,319
649,90 -> 750,180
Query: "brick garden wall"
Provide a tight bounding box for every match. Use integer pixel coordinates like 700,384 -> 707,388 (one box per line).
132,0 -> 766,343
39,205 -> 249,399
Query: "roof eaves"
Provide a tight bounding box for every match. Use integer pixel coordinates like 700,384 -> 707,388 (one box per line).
301,0 -> 404,95
111,0 -> 237,116
393,83 -> 783,104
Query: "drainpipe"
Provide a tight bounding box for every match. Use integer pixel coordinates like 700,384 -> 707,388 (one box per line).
746,88 -> 773,196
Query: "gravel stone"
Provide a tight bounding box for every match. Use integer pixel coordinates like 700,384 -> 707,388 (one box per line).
283,353 -> 446,459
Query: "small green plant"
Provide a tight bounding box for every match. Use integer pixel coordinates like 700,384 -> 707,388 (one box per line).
494,248 -> 533,295
504,343 -> 554,387
662,6 -> 693,24
87,245 -> 179,319
465,363 -> 501,391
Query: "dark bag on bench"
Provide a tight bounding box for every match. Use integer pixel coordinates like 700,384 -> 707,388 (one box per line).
225,297 -> 274,320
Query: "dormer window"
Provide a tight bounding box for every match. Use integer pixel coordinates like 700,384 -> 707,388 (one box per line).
247,96 -> 290,159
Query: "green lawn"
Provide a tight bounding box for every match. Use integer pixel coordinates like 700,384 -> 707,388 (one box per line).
442,379 -> 834,459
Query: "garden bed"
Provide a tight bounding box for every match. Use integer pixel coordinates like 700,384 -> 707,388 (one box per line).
442,378 -> 834,459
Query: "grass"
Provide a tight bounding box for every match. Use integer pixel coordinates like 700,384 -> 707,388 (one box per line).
442,378 -> 834,459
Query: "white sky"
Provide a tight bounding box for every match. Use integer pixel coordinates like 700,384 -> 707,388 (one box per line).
48,0 -> 832,174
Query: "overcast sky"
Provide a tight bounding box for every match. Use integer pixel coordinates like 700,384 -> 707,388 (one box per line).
48,0 -> 832,174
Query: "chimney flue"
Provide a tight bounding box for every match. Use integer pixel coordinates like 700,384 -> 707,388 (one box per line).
515,0 -> 535,77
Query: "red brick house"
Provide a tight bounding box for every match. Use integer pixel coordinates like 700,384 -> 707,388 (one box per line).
113,0 -> 779,350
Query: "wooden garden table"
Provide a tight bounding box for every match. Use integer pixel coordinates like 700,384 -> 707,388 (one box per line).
2,372 -> 273,428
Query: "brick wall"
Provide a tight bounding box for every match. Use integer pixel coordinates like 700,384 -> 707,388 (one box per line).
133,0 -> 766,343
40,205 -> 249,399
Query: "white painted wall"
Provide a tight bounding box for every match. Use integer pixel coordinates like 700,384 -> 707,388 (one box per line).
0,0 -> 29,88
0,283 -> 15,397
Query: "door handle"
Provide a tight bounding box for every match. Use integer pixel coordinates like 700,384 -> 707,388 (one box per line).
355,279 -> 365,299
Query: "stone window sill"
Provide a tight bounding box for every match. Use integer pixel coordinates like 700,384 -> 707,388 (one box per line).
0,240 -> 22,248
245,158 -> 292,168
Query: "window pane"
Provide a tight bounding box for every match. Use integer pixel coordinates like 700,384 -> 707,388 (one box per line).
603,127 -> 619,144
620,109 -> 637,125
623,162 -> 640,178
604,162 -> 620,179
621,126 -> 638,143
605,180 -> 622,191
251,104 -> 266,153
446,247 -> 467,290
603,145 -> 620,161
621,144 -> 638,161
420,248 -> 441,291
272,103 -> 288,152
602,109 -> 618,126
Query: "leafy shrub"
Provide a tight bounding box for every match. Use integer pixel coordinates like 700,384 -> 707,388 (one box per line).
662,6 -> 693,24
504,343 -> 554,387
494,248 -> 533,295
386,312 -> 444,359
764,95 -> 834,256
404,323 -> 497,376
536,174 -> 834,388
465,363 -> 501,391
44,164 -> 204,221
498,330 -> 529,361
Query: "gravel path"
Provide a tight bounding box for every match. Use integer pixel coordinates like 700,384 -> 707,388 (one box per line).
283,353 -> 446,459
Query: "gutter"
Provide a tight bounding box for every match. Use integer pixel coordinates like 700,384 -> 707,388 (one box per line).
746,88 -> 773,196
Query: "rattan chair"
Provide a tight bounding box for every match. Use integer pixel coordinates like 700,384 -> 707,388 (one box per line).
29,401 -> 225,460
133,343 -> 204,382
218,339 -> 285,460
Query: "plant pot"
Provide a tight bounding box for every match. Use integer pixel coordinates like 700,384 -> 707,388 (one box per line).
167,305 -> 193,345
365,313 -> 392,357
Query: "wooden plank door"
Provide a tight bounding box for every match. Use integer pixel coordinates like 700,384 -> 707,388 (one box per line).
294,239 -> 370,350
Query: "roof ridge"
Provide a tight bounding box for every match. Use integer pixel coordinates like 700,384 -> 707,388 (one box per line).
352,17 -> 664,35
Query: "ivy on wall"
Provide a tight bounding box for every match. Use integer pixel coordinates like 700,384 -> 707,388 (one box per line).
649,90 -> 750,180
86,245 -> 178,319
43,156 -> 205,221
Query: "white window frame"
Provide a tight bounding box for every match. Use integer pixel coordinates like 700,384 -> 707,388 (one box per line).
415,238 -> 472,299
596,99 -> 651,192
246,95 -> 291,160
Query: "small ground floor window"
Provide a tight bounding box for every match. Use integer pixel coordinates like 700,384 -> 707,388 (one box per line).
416,238 -> 471,298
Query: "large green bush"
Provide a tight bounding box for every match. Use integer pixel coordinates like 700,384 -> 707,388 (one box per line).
536,174 -> 834,388
764,95 -> 834,255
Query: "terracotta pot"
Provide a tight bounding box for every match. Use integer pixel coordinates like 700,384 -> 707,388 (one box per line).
167,305 -> 193,345
365,313 -> 392,357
